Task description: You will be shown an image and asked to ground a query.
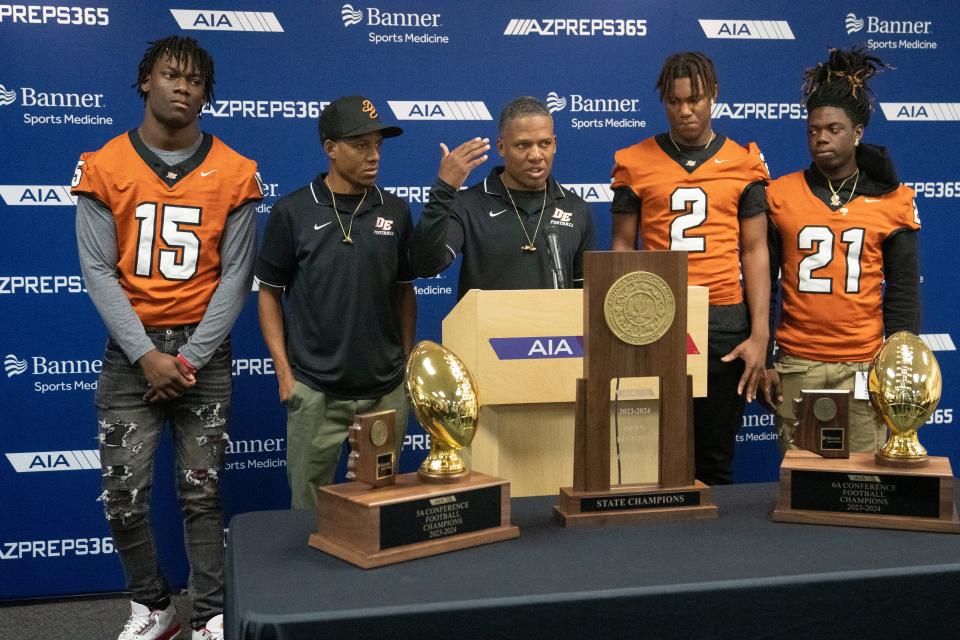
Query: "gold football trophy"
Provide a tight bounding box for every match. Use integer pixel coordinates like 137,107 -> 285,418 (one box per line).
405,340 -> 480,483
869,331 -> 942,466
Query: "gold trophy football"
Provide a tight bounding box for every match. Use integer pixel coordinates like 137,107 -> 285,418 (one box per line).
869,331 -> 942,467
405,340 -> 480,483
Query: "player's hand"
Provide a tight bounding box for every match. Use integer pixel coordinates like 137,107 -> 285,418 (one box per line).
138,349 -> 195,402
277,365 -> 297,404
437,138 -> 490,189
721,334 -> 767,403
761,368 -> 783,413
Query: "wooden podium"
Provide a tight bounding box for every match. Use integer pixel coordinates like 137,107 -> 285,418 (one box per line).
443,287 -> 707,497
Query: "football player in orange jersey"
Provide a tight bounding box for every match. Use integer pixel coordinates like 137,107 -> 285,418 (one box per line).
763,47 -> 920,454
611,52 -> 770,485
73,37 -> 261,640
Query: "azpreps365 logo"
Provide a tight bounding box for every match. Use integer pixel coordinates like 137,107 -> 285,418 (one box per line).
342,3 -> 363,27
546,92 -> 567,113
845,13 -> 865,34
4,354 -> 27,378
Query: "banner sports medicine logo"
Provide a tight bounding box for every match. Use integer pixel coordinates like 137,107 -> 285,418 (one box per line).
340,3 -> 449,45
504,17 -> 646,37
388,101 -> 491,120
698,20 -> 794,40
844,12 -> 936,50
0,81 -> 112,127
546,91 -> 646,130
170,9 -> 283,32
4,354 -> 27,377
880,103 -> 960,121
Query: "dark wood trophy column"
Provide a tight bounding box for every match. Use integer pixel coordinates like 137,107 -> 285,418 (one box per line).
555,251 -> 718,526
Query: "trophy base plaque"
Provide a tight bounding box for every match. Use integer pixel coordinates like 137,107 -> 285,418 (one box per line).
553,481 -> 718,528
309,471 -> 519,568
773,450 -> 960,533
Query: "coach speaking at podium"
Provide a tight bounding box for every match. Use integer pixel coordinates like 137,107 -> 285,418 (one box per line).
409,96 -> 594,295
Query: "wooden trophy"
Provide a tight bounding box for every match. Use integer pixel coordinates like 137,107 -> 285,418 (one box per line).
554,251 -> 718,527
309,342 -> 519,568
791,390 -> 850,458
345,410 -> 398,488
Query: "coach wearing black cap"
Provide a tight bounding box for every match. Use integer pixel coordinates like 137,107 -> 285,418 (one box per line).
256,95 -> 415,508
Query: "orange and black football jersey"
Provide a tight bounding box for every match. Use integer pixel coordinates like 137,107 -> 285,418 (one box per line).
769,171 -> 920,362
71,131 -> 262,326
612,137 -> 769,305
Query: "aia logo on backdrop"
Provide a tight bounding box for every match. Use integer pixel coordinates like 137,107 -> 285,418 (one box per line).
698,19 -> 794,40
5,450 -> 101,473
0,185 -> 76,206
560,183 -> 613,203
880,103 -> 960,121
169,9 -> 283,32
387,101 -> 491,121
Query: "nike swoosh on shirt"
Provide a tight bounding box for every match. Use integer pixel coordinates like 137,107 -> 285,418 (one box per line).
864,198 -> 881,203
713,158 -> 730,164
489,209 -> 507,217
200,169 -> 219,177
314,222 -> 333,230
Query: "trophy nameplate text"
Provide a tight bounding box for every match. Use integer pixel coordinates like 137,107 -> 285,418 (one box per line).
792,389 -> 850,458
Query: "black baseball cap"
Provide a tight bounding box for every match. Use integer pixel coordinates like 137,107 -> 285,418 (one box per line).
319,95 -> 403,142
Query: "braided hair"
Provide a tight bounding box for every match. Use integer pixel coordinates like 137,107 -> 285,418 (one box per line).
655,52 -> 718,102
135,36 -> 215,105
803,46 -> 889,126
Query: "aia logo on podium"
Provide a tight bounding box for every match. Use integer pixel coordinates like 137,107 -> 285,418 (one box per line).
490,335 -> 700,360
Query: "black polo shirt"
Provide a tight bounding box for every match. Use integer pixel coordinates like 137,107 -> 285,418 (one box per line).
255,173 -> 413,399
409,167 -> 594,299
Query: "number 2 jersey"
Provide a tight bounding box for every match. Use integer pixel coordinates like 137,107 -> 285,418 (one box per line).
71,130 -> 262,326
611,136 -> 769,305
768,172 -> 919,362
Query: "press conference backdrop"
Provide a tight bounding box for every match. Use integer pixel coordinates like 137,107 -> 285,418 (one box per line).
1,0 -> 957,600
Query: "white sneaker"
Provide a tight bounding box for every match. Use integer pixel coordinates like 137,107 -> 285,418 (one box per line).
191,614 -> 224,640
117,601 -> 181,640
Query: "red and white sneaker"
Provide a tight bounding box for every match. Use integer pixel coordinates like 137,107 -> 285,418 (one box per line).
117,601 -> 181,640
192,614 -> 224,640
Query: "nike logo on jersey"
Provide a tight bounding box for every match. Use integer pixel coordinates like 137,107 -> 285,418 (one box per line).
713,158 -> 730,164
489,209 -> 507,217
314,222 -> 333,230
864,198 -> 881,203
200,169 -> 219,177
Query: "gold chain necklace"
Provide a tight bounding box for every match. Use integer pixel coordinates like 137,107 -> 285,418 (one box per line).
821,168 -> 859,207
326,180 -> 366,245
504,185 -> 547,253
669,131 -> 715,167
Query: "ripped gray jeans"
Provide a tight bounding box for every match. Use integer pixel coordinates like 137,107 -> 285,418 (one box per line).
95,326 -> 231,627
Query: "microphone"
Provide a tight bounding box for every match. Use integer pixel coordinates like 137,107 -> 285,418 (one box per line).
542,226 -> 567,289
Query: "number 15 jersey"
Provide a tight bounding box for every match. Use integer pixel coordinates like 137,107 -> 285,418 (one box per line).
71,130 -> 262,326
612,136 -> 769,305
768,171 -> 919,362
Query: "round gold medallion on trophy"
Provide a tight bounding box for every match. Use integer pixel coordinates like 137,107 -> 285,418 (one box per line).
369,419 -> 389,447
405,341 -> 480,483
603,271 -> 676,345
868,331 -> 942,467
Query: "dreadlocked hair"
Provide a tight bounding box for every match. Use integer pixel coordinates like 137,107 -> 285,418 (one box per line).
655,52 -> 717,102
802,46 -> 890,126
135,36 -> 215,105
